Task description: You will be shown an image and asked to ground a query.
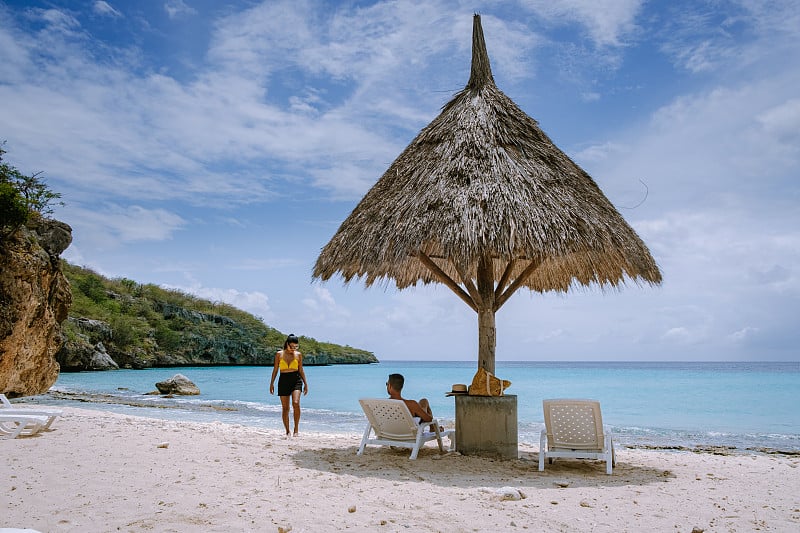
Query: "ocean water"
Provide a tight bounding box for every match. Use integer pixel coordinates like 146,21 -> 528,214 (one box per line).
24,360 -> 800,453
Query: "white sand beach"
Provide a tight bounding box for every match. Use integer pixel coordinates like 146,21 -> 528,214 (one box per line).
2,407 -> 799,532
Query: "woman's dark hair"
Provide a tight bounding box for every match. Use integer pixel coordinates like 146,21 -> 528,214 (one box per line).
283,334 -> 300,349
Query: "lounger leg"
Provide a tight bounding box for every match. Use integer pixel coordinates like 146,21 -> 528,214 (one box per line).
611,438 -> 616,467
538,430 -> 547,471
409,425 -> 428,460
434,422 -> 444,453
443,430 -> 456,451
0,419 -> 42,439
605,435 -> 614,474
357,423 -> 372,456
0,421 -> 24,439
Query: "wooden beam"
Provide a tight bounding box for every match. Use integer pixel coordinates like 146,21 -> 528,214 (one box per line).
452,260 -> 483,309
494,258 -> 516,299
494,258 -> 543,311
416,252 -> 477,312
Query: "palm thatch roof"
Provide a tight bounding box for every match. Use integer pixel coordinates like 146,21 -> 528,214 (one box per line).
314,15 -> 661,310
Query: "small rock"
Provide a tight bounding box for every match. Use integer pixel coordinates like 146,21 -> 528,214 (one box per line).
554,481 -> 570,488
348,505 -> 356,513
478,487 -> 526,501
579,500 -> 592,508
496,487 -> 525,501
156,442 -> 169,449
278,526 -> 292,533
691,528 -> 704,533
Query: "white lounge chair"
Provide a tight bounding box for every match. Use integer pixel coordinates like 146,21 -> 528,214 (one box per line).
539,399 -> 616,475
0,413 -> 48,439
357,398 -> 455,460
0,394 -> 62,430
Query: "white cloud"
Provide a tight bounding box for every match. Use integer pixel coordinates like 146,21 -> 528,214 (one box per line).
163,281 -> 272,320
662,326 -> 694,343
729,326 -> 759,343
302,286 -> 345,314
164,0 -> 196,19
536,328 -> 564,342
756,98 -> 800,146
93,2 -> 121,18
35,8 -> 81,35
519,0 -> 643,47
63,205 -> 185,247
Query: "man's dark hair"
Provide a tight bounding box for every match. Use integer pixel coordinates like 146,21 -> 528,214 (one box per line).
388,373 -> 404,391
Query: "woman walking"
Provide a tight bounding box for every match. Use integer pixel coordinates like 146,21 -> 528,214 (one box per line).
269,333 -> 308,436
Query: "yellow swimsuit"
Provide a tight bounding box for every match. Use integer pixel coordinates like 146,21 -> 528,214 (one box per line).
279,355 -> 299,372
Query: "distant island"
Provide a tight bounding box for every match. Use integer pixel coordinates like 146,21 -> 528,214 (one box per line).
59,262 -> 378,371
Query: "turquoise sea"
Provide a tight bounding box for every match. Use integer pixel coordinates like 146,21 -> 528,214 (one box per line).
24,360 -> 800,453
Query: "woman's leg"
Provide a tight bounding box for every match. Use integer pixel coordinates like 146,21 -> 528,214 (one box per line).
291,389 -> 301,435
279,395 -> 291,435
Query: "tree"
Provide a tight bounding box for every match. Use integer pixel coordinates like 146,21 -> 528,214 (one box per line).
0,142 -> 63,241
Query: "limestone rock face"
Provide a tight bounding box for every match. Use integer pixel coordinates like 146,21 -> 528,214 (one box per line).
155,374 -> 200,395
57,318 -> 119,371
0,218 -> 72,397
88,342 -> 119,371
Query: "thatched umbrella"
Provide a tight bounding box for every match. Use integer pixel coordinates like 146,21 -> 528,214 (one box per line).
313,14 -> 662,373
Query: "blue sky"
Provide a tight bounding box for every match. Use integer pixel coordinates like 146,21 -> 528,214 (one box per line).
1,0 -> 798,362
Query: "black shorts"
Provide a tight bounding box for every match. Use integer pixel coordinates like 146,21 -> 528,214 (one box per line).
277,372 -> 303,396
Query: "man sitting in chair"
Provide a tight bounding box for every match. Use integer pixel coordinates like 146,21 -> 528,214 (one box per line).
386,373 -> 435,429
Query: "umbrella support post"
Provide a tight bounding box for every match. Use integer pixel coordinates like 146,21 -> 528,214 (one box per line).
454,395 -> 518,459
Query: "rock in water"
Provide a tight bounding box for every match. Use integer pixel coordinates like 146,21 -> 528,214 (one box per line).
155,374 -> 200,395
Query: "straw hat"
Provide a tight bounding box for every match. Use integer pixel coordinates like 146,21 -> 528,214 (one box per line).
445,384 -> 468,396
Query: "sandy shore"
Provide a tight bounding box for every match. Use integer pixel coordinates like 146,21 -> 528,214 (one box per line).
2,407 -> 799,532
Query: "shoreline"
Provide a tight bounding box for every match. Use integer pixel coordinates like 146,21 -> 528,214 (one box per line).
29,391 -> 800,456
3,407 -> 800,532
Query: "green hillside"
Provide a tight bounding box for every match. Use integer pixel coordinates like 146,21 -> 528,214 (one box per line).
59,261 -> 377,370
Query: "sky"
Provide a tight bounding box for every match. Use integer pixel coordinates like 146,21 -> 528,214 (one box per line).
1,0 -> 798,362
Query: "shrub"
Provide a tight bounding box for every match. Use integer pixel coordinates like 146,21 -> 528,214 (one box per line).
1,142 -> 63,240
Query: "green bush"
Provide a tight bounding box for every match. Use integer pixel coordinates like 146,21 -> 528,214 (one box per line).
109,315 -> 144,349
0,182 -> 29,229
76,275 -> 107,304
1,142 -> 63,240
153,322 -> 182,352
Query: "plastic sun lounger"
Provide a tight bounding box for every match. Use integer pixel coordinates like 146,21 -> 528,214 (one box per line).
357,398 -> 455,460
0,394 -> 62,430
0,413 -> 48,439
539,398 -> 616,475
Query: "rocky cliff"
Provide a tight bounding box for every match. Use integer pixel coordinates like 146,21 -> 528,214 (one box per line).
0,217 -> 72,397
58,263 -> 378,370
